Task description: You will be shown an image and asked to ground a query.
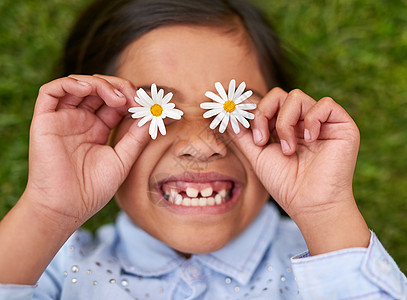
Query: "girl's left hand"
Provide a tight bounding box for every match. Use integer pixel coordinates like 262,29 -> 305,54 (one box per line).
231,88 -> 370,255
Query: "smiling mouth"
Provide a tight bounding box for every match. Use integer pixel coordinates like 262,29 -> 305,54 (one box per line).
154,173 -> 240,208
161,181 -> 234,206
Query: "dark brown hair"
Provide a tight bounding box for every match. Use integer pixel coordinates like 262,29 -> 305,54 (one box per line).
61,0 -> 293,90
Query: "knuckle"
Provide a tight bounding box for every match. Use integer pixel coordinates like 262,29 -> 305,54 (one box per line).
39,79 -> 61,94
270,86 -> 285,94
92,74 -> 109,83
319,96 -> 335,105
275,119 -> 286,133
120,78 -> 135,90
304,112 -> 315,124
38,83 -> 48,94
254,108 -> 263,118
265,87 -> 288,102
288,88 -> 304,98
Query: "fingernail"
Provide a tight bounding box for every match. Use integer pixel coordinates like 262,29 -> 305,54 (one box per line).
253,129 -> 263,144
304,129 -> 311,142
77,80 -> 90,86
114,88 -> 125,98
280,140 -> 291,154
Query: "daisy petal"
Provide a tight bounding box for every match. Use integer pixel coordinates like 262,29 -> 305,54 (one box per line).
163,103 -> 176,110
162,92 -> 173,105
230,114 -> 240,134
157,116 -> 166,136
128,106 -> 148,114
151,83 -> 158,101
219,112 -> 230,133
149,117 -> 158,140
203,108 -> 223,118
130,110 -> 150,119
134,96 -> 150,108
157,89 -> 164,103
236,103 -> 257,110
165,109 -> 184,120
234,90 -> 253,104
215,82 -> 228,101
237,109 -> 255,120
228,79 -> 236,100
234,81 -> 246,100
234,112 -> 250,128
210,110 -> 226,130
138,114 -> 153,127
137,88 -> 154,106
205,91 -> 225,104
200,102 -> 222,109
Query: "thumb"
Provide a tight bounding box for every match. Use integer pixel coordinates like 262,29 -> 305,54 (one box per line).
229,125 -> 287,185
228,125 -> 263,168
113,121 -> 150,174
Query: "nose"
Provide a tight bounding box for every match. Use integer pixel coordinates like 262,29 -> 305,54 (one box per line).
173,120 -> 227,163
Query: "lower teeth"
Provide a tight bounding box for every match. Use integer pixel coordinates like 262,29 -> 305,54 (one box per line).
164,191 -> 229,206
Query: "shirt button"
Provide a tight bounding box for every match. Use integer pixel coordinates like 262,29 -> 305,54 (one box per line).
376,258 -> 392,274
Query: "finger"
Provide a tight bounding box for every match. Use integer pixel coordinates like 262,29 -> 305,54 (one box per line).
114,120 -> 150,171
251,87 -> 288,146
229,126 -> 263,167
77,95 -> 104,112
77,73 -> 138,112
229,125 -> 284,177
67,75 -> 129,108
95,105 -> 129,130
34,77 -> 93,116
303,97 -> 359,143
93,74 -> 137,108
275,89 -> 316,155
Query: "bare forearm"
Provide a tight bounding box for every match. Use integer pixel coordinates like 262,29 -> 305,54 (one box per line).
0,193 -> 78,285
294,200 -> 371,256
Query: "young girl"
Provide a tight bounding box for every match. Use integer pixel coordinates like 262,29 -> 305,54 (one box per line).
0,0 -> 405,299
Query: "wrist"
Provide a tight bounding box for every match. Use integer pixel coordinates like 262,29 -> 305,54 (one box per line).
0,192 -> 80,284
293,200 -> 371,256
19,188 -> 83,235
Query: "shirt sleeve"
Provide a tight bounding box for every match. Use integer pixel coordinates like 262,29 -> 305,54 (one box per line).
0,236 -> 69,300
0,284 -> 36,300
291,231 -> 407,299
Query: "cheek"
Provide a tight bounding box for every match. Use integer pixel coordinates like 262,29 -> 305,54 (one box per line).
115,157 -> 159,233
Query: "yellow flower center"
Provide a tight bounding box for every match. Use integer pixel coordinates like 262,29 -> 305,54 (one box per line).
150,104 -> 163,117
223,100 -> 236,113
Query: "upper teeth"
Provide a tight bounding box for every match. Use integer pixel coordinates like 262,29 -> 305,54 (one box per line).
165,187 -> 229,207
186,187 -> 199,198
185,186 -> 214,198
200,187 -> 213,197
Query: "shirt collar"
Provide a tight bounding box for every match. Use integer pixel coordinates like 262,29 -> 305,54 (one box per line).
115,212 -> 186,277
195,203 -> 279,285
115,203 -> 279,283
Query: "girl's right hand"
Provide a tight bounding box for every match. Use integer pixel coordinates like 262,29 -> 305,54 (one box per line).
23,75 -> 149,229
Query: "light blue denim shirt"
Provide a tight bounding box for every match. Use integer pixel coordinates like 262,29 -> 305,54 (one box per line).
0,203 -> 406,299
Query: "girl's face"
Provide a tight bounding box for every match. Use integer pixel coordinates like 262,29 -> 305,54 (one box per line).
114,25 -> 269,254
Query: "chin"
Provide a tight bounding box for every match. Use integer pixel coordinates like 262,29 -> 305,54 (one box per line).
116,169 -> 268,256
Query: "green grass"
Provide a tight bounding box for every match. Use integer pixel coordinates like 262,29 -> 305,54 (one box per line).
1,0 -> 406,273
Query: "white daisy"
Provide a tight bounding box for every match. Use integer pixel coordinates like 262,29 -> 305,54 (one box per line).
128,84 -> 184,139
200,80 -> 256,134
